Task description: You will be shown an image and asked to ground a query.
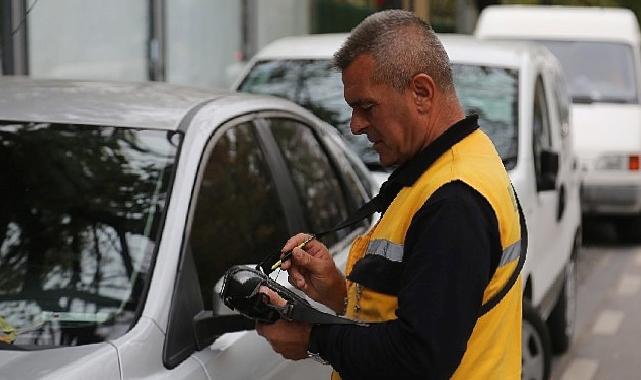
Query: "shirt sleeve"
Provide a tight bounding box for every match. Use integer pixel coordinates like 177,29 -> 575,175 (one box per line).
310,181 -> 501,380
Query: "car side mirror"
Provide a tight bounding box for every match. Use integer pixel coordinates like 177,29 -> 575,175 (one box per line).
193,311 -> 254,350
192,281 -> 254,350
538,150 -> 559,191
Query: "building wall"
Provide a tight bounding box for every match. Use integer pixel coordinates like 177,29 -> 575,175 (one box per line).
28,0 -> 147,81
22,0 -> 312,87
166,0 -> 242,89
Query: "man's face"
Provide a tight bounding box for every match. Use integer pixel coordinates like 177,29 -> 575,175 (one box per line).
342,54 -> 422,167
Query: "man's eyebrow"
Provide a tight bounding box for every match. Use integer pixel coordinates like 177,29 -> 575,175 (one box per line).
346,98 -> 372,108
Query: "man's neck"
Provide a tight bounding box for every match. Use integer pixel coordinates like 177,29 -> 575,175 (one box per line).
422,96 -> 466,149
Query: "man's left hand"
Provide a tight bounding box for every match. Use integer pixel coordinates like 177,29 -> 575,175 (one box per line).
255,286 -> 312,360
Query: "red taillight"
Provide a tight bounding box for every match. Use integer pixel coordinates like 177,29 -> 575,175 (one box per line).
629,155 -> 640,171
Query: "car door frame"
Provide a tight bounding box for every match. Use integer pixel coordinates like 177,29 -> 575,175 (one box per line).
162,111 -> 309,371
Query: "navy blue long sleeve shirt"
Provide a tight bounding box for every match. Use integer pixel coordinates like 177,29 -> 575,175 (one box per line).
310,180 -> 501,380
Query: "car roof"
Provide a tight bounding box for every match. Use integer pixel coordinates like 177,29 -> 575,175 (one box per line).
253,34 -> 349,60
476,5 -> 640,44
250,33 -> 551,70
0,77 -> 236,130
440,34 -> 554,69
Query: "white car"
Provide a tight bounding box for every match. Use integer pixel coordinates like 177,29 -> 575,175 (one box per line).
0,77 -> 376,379
476,5 -> 641,240
235,33 -> 582,380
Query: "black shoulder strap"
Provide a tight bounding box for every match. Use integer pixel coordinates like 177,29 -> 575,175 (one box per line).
477,188 -> 527,317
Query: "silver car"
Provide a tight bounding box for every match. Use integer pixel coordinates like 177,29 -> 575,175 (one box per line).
0,77 -> 374,379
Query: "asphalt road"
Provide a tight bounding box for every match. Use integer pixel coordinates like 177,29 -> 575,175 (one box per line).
551,222 -> 641,380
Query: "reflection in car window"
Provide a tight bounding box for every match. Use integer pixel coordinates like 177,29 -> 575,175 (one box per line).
453,64 -> 519,169
189,122 -> 289,310
267,119 -> 349,247
238,59 -> 379,167
0,122 -> 180,347
535,40 -> 638,104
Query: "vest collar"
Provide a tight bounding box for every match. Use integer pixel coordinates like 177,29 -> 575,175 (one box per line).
374,114 -> 479,212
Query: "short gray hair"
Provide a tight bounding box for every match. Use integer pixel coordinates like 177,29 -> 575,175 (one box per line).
334,10 -> 454,93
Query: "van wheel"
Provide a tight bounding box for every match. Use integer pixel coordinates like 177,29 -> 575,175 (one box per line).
522,302 -> 552,380
546,251 -> 577,354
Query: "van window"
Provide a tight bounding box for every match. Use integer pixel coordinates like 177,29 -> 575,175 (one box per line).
266,118 -> 350,247
189,122 -> 289,310
536,40 -> 638,104
533,76 -> 553,189
453,64 -> 519,169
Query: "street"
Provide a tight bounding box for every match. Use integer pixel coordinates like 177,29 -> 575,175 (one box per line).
552,222 -> 641,380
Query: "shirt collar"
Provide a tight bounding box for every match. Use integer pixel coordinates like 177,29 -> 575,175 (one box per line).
374,114 -> 479,211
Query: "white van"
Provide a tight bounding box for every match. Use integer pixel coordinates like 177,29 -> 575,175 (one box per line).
236,34 -> 582,380
476,5 -> 641,239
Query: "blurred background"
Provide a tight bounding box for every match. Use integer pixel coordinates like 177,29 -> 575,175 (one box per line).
1,0 -> 639,88
3,1 -> 641,380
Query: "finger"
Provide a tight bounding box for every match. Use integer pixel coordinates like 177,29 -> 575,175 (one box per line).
287,270 -> 307,290
255,322 -> 264,336
281,233 -> 313,253
291,247 -> 313,268
258,286 -> 287,307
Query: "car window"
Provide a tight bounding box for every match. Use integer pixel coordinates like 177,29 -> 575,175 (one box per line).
453,63 -> 519,169
321,132 -> 371,211
266,118 -> 350,247
533,76 -> 553,189
189,122 -> 289,310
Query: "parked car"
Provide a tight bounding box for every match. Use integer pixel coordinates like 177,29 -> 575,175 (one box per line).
476,5 -> 641,240
0,77 -> 375,379
235,34 -> 582,380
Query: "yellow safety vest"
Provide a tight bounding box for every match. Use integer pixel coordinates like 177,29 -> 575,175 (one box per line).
333,128 -> 522,380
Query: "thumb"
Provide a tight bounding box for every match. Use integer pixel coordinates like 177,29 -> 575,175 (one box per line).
258,286 -> 287,307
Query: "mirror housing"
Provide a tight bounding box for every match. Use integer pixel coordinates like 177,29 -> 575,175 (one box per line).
193,311 -> 253,350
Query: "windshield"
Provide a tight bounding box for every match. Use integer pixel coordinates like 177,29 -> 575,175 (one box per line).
239,59 -> 518,169
238,60 -> 380,167
453,64 -> 519,169
535,40 -> 638,104
0,122 -> 180,348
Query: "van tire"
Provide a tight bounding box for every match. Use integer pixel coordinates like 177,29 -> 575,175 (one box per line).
522,302 -> 552,380
546,256 -> 577,354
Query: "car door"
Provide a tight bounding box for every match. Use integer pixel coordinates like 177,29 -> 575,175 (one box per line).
174,115 -> 309,380
530,73 -> 565,301
178,111 -> 369,380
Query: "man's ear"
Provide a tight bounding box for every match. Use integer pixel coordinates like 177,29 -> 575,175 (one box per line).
410,73 -> 436,113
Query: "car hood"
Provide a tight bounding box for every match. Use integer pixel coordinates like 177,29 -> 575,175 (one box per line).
0,343 -> 120,380
572,103 -> 641,155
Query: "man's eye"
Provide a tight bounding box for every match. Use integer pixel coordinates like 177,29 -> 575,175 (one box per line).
362,103 -> 374,111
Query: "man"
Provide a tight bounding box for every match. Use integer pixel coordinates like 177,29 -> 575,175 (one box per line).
256,10 -> 523,380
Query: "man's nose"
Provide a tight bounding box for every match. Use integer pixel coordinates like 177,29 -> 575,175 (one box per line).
350,112 -> 368,135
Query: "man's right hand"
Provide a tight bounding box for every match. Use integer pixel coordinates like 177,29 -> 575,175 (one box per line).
281,233 -> 347,314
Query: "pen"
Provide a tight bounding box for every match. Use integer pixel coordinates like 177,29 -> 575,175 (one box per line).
270,235 -> 315,271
